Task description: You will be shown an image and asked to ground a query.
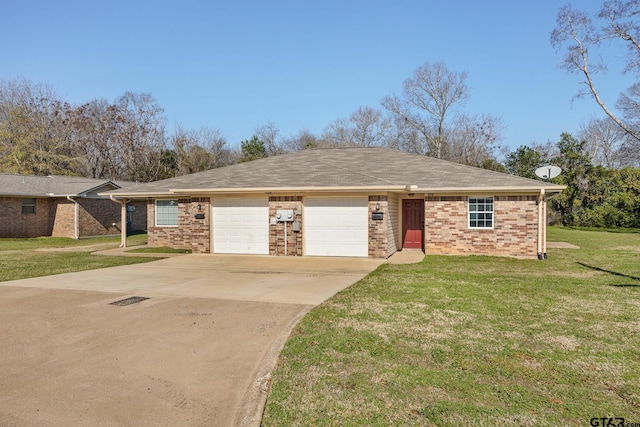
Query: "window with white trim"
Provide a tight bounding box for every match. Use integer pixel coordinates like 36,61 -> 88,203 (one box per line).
21,198 -> 36,214
155,200 -> 178,226
468,197 -> 494,229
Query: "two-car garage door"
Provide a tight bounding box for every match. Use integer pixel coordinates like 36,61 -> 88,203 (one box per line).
304,197 -> 369,257
212,196 -> 369,257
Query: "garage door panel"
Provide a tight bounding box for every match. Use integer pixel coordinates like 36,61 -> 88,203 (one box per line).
213,199 -> 269,254
304,197 -> 368,257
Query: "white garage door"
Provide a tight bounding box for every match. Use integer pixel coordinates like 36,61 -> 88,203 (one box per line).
304,197 -> 369,257
213,198 -> 269,254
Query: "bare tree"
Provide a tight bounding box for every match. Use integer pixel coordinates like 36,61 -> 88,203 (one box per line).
551,1 -> 640,142
446,113 -> 504,167
254,122 -> 286,156
382,62 -> 468,158
578,116 -> 631,168
0,78 -> 76,175
111,92 -> 167,182
170,125 -> 233,175
69,99 -> 119,179
323,106 -> 393,147
282,129 -> 322,151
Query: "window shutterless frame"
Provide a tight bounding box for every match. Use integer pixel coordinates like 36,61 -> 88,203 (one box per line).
155,199 -> 179,226
21,198 -> 36,215
468,196 -> 494,229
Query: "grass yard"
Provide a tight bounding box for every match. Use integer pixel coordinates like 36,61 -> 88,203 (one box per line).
0,233 -> 154,282
262,227 -> 640,426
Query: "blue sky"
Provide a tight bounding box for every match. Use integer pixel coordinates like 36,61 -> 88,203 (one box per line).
1,0 -> 624,152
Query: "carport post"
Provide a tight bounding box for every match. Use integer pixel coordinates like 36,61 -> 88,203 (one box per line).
120,198 -> 128,248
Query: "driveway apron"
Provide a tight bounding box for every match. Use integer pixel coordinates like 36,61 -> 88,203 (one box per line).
0,255 -> 383,426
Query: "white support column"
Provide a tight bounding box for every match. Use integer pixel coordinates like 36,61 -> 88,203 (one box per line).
537,189 -> 545,259
542,193 -> 547,258
121,199 -> 128,248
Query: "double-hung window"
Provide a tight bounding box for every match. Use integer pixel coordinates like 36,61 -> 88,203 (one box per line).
155,200 -> 178,226
468,197 -> 494,229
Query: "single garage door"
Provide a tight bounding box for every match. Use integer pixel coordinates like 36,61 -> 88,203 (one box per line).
213,198 -> 269,254
304,196 -> 369,257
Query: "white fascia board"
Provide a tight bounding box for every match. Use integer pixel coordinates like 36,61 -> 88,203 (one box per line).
412,185 -> 566,194
170,185 -> 408,195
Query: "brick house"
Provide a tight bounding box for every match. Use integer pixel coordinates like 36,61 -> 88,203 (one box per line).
0,174 -> 146,238
104,148 -> 565,259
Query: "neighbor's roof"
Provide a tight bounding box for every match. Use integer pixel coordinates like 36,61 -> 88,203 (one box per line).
0,174 -> 124,197
104,147 -> 566,197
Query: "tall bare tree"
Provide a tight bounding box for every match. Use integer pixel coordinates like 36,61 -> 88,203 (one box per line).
323,106 -> 393,147
578,116 -> 631,168
382,62 -> 469,158
0,78 -> 76,175
69,99 -> 119,179
551,1 -> 640,143
254,122 -> 286,156
169,125 -> 233,175
111,92 -> 167,182
446,113 -> 504,167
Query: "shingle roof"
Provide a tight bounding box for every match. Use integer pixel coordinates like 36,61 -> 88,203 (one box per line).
105,147 -> 565,196
0,174 -> 122,197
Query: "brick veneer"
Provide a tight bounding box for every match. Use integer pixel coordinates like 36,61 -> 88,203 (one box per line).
0,197 -> 53,238
368,195 -> 389,258
269,196 -> 302,256
144,193 -> 542,259
147,197 -> 211,253
77,198 -> 121,236
0,196 -> 140,239
425,195 -> 539,258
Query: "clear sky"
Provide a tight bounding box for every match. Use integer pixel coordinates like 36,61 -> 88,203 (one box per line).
1,0 -> 624,152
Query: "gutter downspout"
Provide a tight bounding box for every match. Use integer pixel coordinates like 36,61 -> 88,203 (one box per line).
110,195 -> 128,248
66,196 -> 79,239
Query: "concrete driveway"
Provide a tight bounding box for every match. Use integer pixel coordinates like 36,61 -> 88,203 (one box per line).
1,254 -> 384,305
0,255 -> 384,426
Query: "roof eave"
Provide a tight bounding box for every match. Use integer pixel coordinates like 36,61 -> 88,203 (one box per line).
170,185 -> 408,195
413,185 -> 566,194
99,184 -> 565,198
97,191 -> 173,199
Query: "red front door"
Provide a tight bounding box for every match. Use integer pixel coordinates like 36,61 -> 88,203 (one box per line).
402,199 -> 424,249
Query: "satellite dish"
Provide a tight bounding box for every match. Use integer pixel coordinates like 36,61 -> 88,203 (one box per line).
535,165 -> 562,180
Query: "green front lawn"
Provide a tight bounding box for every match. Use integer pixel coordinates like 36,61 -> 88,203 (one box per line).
0,233 -> 154,282
263,227 -> 640,426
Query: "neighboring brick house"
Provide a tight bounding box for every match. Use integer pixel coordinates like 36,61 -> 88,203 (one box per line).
104,148 -> 565,259
0,174 -> 146,238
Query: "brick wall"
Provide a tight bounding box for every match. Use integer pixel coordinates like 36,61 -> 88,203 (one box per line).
147,198 -> 211,253
269,196 -> 302,256
77,198 -> 121,237
424,195 -> 539,258
368,195 -> 389,258
51,199 -> 75,237
0,197 -> 53,238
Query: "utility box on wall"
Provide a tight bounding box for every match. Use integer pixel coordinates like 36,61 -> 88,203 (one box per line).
276,209 -> 294,222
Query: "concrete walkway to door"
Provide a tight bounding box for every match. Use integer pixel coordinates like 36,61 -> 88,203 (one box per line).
0,255 -> 384,427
